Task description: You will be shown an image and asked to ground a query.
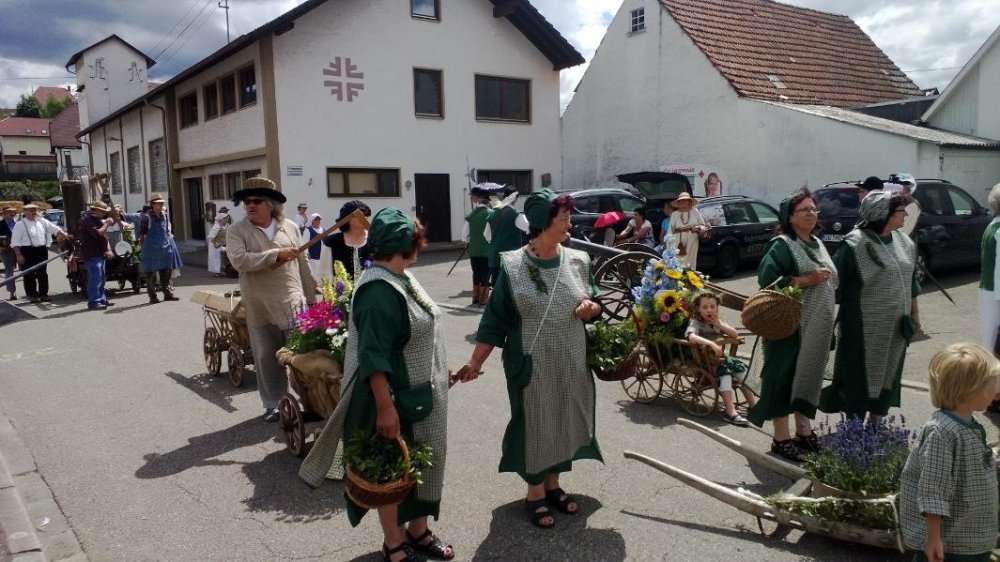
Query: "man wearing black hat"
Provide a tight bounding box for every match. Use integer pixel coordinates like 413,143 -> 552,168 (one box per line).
226,177 -> 317,422
80,201 -> 116,310
856,176 -> 883,202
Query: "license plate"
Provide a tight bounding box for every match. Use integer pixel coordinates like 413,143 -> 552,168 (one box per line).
822,234 -> 843,242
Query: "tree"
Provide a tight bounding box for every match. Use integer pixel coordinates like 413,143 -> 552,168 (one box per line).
15,94 -> 41,118
41,94 -> 71,118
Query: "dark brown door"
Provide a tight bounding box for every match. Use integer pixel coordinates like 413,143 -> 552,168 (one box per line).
186,177 -> 205,240
414,174 -> 451,243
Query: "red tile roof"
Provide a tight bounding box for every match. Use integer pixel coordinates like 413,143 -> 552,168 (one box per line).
32,86 -> 74,103
0,117 -> 51,137
659,0 -> 923,107
49,102 -> 81,148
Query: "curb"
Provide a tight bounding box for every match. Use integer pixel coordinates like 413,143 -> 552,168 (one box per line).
0,413 -> 87,562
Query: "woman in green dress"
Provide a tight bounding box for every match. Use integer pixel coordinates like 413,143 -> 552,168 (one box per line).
748,189 -> 837,462
299,208 -> 454,562
461,189 -> 603,529
819,191 -> 920,421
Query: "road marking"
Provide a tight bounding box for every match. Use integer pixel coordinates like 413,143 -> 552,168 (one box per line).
0,347 -> 69,363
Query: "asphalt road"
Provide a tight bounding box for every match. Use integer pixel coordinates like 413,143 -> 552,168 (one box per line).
0,250 -> 990,562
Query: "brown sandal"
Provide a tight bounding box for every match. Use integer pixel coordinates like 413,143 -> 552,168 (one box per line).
406,529 -> 454,560
771,438 -> 806,463
383,542 -> 425,562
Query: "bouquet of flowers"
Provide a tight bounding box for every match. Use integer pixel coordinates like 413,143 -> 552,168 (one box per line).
630,243 -> 708,343
286,261 -> 353,364
805,414 -> 914,496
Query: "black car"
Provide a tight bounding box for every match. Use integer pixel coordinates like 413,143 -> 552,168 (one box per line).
563,188 -> 646,242
617,171 -> 694,241
694,195 -> 781,277
814,179 -> 990,277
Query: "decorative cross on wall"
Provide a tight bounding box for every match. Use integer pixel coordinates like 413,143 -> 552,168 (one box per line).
323,57 -> 364,102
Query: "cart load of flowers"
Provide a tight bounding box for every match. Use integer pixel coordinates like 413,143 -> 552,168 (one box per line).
630,244 -> 708,361
275,261 -> 353,418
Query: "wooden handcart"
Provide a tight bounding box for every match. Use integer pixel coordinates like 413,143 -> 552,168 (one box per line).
275,348 -> 343,457
192,289 -> 254,388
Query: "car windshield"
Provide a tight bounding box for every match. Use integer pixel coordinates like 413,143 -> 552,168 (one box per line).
816,189 -> 858,219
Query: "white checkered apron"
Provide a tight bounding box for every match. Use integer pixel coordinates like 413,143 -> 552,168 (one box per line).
845,230 -> 915,398
781,235 -> 838,405
299,266 -> 449,503
503,248 -> 595,474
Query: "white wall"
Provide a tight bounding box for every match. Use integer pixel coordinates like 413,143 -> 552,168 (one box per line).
0,136 -> 51,156
74,38 -> 150,130
174,44 -> 265,163
272,0 -> 564,240
928,37 -> 1000,140
940,148 -> 1000,204
562,1 -> 944,207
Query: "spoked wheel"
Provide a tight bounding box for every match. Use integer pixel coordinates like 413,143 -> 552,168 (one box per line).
613,243 -> 660,257
671,365 -> 719,417
278,394 -> 308,458
227,344 -> 247,388
203,328 -> 222,376
621,348 -> 664,403
594,252 -> 655,321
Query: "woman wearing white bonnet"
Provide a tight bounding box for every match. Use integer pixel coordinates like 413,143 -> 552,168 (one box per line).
207,212 -> 229,276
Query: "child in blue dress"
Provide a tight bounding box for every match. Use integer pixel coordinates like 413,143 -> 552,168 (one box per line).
686,292 -> 757,426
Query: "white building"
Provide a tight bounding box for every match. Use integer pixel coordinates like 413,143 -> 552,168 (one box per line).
71,0 -> 582,244
561,0 -> 1000,205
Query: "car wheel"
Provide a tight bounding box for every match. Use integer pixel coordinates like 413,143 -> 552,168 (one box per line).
915,248 -> 929,285
714,244 -> 739,278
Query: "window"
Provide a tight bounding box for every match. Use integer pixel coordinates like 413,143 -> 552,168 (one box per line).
109,151 -> 123,194
413,68 -> 443,117
209,174 -> 225,199
574,196 -> 598,214
221,75 -> 237,114
630,8 -> 645,32
475,75 -> 530,122
750,202 -> 779,223
239,65 -> 257,107
947,187 -> 975,216
149,138 -> 167,191
326,168 -> 400,197
127,146 -> 142,193
915,186 -> 947,216
204,83 -> 219,120
619,197 -> 644,214
225,172 -> 242,199
242,169 -> 261,183
179,93 -> 198,127
477,170 -> 532,195
411,0 -> 439,20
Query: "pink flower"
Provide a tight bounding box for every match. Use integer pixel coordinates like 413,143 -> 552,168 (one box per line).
660,312 -> 671,322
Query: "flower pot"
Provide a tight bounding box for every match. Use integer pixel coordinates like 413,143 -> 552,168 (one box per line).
809,480 -> 888,500
591,350 -> 639,382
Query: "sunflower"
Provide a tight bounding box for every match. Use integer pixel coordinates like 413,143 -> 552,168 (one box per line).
655,290 -> 681,314
665,269 -> 683,280
686,270 -> 704,289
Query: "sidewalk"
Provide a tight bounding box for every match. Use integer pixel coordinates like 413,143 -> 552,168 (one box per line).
0,409 -> 87,562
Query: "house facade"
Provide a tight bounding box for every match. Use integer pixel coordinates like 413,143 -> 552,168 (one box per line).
73,0 -> 581,244
0,117 -> 57,181
562,0 -> 1000,205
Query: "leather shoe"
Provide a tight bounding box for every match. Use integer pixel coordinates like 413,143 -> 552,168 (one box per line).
88,304 -> 107,311
148,296 -> 160,304
262,409 -> 279,423
163,294 -> 180,302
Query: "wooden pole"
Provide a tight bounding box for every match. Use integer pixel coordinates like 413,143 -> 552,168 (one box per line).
677,418 -> 807,480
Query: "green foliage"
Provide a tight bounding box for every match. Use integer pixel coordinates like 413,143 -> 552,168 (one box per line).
766,495 -> 897,529
40,94 -> 71,118
778,285 -> 803,301
586,320 -> 638,372
15,94 -> 40,118
33,181 -> 60,201
0,182 -> 44,204
804,415 -> 913,495
344,431 -> 433,485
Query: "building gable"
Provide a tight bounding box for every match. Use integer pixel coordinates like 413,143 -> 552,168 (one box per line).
922,24 -> 1000,139
658,0 -> 922,107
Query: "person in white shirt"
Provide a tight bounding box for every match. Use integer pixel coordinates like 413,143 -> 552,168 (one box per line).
292,203 -> 309,233
616,208 -> 655,247
10,203 -> 66,302
207,213 -> 229,276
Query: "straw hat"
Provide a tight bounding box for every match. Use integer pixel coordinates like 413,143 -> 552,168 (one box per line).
149,192 -> 166,203
89,201 -> 110,212
22,203 -> 40,211
671,192 -> 696,208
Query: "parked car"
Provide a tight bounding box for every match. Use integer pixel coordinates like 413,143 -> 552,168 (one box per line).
617,171 -> 694,241
43,209 -> 65,228
814,179 -> 990,279
695,195 -> 781,277
563,187 -> 646,242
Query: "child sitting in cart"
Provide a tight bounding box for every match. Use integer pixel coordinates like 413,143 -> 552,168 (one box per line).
686,292 -> 757,426
899,343 -> 999,562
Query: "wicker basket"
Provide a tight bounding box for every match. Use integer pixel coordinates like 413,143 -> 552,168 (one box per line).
345,436 -> 414,509
591,349 -> 639,382
741,282 -> 802,341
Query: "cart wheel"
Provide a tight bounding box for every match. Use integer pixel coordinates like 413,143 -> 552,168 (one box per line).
594,252 -> 654,321
278,394 -> 308,458
621,349 -> 663,403
227,344 -> 246,388
671,366 -> 719,417
203,328 -> 222,376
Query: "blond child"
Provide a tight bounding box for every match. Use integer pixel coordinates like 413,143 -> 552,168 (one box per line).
685,293 -> 758,426
899,343 -> 1000,562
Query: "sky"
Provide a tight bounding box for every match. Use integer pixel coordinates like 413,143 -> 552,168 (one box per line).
0,0 -> 998,113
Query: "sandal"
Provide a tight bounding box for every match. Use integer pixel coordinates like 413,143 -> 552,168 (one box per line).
406,529 -> 454,560
525,498 -> 555,528
794,431 -> 821,453
544,487 -> 578,514
771,438 -> 806,463
383,542 -> 426,562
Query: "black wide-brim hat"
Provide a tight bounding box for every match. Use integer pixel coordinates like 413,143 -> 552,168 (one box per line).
231,177 -> 287,205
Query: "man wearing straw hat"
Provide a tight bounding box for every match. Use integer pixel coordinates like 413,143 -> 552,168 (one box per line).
138,192 -> 183,304
0,206 -> 18,301
10,203 -> 66,302
80,201 -> 116,310
226,176 -> 316,422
